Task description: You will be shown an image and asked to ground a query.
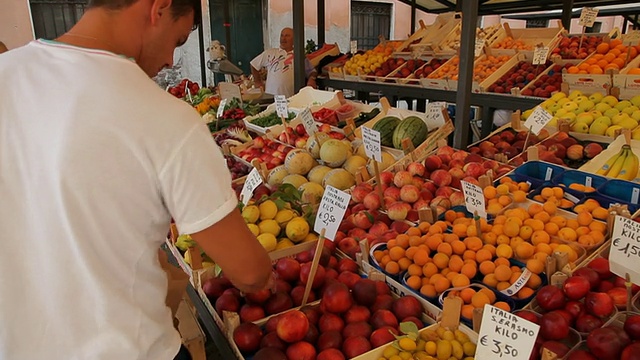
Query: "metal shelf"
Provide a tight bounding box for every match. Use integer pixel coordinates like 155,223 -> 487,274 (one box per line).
317,77 -> 543,144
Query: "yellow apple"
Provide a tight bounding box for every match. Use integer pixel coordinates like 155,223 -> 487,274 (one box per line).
601,95 -> 619,107
521,109 -> 533,121
589,110 -> 603,118
562,101 -> 579,112
577,99 -> 595,112
557,98 -> 571,106
550,92 -> 567,102
631,95 -> 640,108
589,119 -> 609,135
619,117 -> 639,130
631,110 -> 640,122
555,108 -> 569,117
623,106 -> 639,115
568,90 -> 583,100
594,102 -> 612,113
604,108 -> 620,119
615,100 -> 632,111
575,112 -> 595,125
589,92 -> 605,103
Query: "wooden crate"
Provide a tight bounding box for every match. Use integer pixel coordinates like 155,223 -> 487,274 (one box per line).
411,12 -> 461,56
176,298 -> 206,360
392,19 -> 430,58
490,21 -> 565,58
511,62 -> 562,98
612,51 -> 640,100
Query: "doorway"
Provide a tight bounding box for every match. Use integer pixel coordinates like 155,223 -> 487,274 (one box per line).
209,0 -> 264,76
351,1 -> 392,50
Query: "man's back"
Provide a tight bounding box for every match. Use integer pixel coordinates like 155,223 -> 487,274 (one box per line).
0,40 -> 225,359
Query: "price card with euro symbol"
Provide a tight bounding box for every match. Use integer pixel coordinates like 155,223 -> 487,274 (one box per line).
240,168 -> 263,206
609,215 -> 640,285
523,106 -> 553,136
361,126 -> 382,162
475,304 -> 539,360
275,95 -> 288,118
314,185 -> 350,241
461,180 -> 487,219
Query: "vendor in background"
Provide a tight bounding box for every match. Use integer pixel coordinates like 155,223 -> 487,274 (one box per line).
250,27 -> 317,97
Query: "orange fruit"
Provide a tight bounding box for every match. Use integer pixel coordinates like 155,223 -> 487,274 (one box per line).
420,284 -> 437,298
494,301 -> 511,311
407,264 -> 423,276
518,287 -> 535,299
461,263 -> 477,279
460,288 -> 476,303
449,255 -> 464,272
526,259 -> 545,274
385,261 -> 400,274
577,211 -> 593,226
406,275 -> 422,290
592,207 -> 609,220
476,249 -> 493,263
418,221 -> 431,234
433,253 -> 450,269
406,227 -> 421,237
540,188 -> 554,200
558,227 -> 578,242
543,201 -> 557,215
479,288 -> 497,303
422,262 -> 439,277
527,273 -> 543,289
495,264 -> 512,282
398,257 -> 412,271
597,43 -> 610,54
484,186 -> 498,199
434,276 -> 451,293
389,246 -> 405,261
480,260 -> 496,275
405,246 -> 418,260
531,230 -> 551,245
483,273 -> 499,288
496,244 -> 514,259
461,304 -> 474,319
471,291 -> 492,308
452,274 -> 471,287
413,248 -> 430,266
464,236 -> 483,252
437,242 -> 453,257
515,242 -> 536,260
396,234 -> 410,248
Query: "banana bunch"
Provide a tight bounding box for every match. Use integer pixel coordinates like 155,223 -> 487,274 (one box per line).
596,145 -> 639,180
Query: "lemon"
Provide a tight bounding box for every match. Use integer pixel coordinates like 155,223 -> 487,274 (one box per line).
274,209 -> 295,227
258,219 -> 281,236
302,232 -> 318,243
247,224 -> 260,237
425,341 -> 437,356
276,238 -> 295,250
399,338 -> 417,351
257,233 -> 277,252
285,217 -> 309,243
258,200 -> 278,220
241,205 -> 260,224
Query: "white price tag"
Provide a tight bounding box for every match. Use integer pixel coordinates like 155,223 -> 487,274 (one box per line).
275,95 -> 288,119
350,40 -> 358,54
216,98 -> 228,119
361,126 -> 382,162
426,102 -> 446,126
475,304 -> 540,360
624,30 -> 640,46
219,82 -> 242,101
314,185 -> 350,241
609,215 -> 640,285
300,108 -> 317,136
461,181 -> 487,219
240,168 -> 263,205
579,7 -> 599,27
532,46 -> 549,65
475,39 -> 486,57
545,167 -> 554,181
585,176 -> 593,187
523,106 -> 553,136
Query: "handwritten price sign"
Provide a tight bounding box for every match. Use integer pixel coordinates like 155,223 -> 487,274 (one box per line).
361,126 -> 382,162
426,101 -> 446,126
300,108 -> 317,136
624,30 -> 640,46
275,95 -> 288,119
579,7 -> 599,27
475,39 -> 486,57
219,82 -> 242,101
532,46 -> 549,65
350,40 -> 358,54
461,180 -> 487,219
610,215 -> 640,285
314,185 -> 350,241
475,304 -> 539,360
240,168 -> 263,205
216,98 -> 228,119
523,106 -> 553,136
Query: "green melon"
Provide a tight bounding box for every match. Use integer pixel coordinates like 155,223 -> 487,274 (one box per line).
372,116 -> 401,147
392,116 -> 428,149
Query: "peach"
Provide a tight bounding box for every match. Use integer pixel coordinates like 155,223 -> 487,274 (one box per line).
406,209 -> 419,222
451,151 -> 468,161
449,159 -> 465,169
390,220 -> 410,234
387,202 -> 410,221
436,145 -> 455,157
584,143 -> 603,159
383,186 -> 400,201
430,169 -> 452,187
412,198 -> 430,210
351,184 -> 372,203
411,176 -> 424,189
423,181 -> 437,194
352,211 -> 374,229
462,176 -> 480,186
407,162 -> 426,177
567,144 -> 584,161
463,162 -> 486,178
479,141 -> 494,151
419,189 -> 434,201
369,221 -> 389,237
482,160 -> 500,172
482,147 -> 499,159
393,171 -> 413,188
400,185 -> 420,203
363,193 -> 381,210
449,191 -> 465,206
424,155 -> 443,171
430,196 -> 451,209
438,154 -> 452,165
380,171 -> 394,185
383,196 -> 396,209
469,146 -> 481,154
435,186 -> 455,198
464,153 -> 483,164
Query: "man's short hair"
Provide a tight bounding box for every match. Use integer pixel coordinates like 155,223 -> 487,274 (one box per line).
88,0 -> 201,29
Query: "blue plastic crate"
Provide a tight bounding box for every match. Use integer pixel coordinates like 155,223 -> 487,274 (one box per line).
598,179 -> 640,208
552,170 -> 607,198
526,181 -> 584,210
438,284 -> 517,328
512,161 -> 566,189
575,193 -> 640,214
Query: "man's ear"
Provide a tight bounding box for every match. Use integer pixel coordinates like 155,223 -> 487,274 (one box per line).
149,0 -> 173,25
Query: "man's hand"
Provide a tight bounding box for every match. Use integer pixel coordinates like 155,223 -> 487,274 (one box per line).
306,76 -> 317,89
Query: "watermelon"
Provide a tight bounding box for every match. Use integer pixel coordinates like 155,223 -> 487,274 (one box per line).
372,116 -> 400,147
392,116 -> 428,149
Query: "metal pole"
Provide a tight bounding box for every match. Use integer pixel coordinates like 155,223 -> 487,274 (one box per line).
318,0 -> 325,46
561,0 -> 574,31
453,0 -> 479,149
411,0 -> 416,34
198,19 -> 207,87
223,0 -> 232,61
623,17 -> 629,34
293,0 -> 306,92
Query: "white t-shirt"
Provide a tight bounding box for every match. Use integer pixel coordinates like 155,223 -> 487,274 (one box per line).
250,48 -> 314,97
0,40 -> 238,359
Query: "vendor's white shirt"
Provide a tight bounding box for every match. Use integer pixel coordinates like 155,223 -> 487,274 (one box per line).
0,40 -> 238,359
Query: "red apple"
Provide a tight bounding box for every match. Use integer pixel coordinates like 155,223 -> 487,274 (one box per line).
540,311 -> 570,340
286,341 -> 316,360
233,322 -> 263,354
563,276 -> 591,300
536,285 -> 567,311
585,292 -> 615,318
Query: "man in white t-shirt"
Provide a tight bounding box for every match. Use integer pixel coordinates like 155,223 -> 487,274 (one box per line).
250,27 -> 317,97
0,0 -> 273,359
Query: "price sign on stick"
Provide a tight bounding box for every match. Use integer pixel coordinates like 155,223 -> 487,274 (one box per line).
461,180 -> 487,219
300,107 -> 317,136
361,126 -> 382,162
314,185 -> 350,241
475,39 -> 486,57
275,95 -> 288,118
609,215 -> 640,285
624,30 -> 640,46
532,46 -> 550,65
426,102 -> 446,125
350,40 -> 358,54
240,168 -> 263,205
219,82 -> 243,101
475,304 -> 540,360
216,98 -> 228,119
579,7 -> 599,27
523,106 -> 553,135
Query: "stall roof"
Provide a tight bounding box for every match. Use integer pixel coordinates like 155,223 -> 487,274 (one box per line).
401,0 -> 638,16
502,4 -> 640,19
